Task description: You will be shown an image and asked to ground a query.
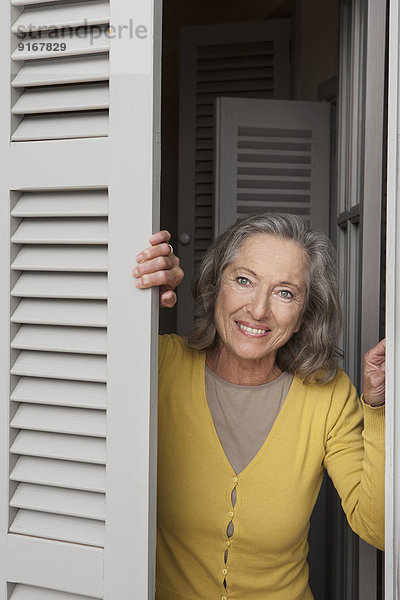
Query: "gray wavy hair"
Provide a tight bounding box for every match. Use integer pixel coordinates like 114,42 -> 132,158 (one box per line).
189,212 -> 343,384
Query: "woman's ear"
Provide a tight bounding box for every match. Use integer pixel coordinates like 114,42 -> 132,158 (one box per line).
294,320 -> 302,334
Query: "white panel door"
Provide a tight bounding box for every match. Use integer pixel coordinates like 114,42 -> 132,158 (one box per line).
214,97 -> 331,236
0,0 -> 161,599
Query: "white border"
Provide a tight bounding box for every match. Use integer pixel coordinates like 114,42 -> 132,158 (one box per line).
386,0 -> 400,595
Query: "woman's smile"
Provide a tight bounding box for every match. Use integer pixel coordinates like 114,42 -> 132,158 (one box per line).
235,320 -> 272,336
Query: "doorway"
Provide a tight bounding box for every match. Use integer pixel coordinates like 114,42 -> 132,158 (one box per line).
159,0 -> 386,598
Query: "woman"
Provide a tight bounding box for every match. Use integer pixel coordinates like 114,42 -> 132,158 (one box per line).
134,213 -> 385,600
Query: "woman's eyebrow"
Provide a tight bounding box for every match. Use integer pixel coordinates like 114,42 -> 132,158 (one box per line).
232,266 -> 258,278
280,281 -> 302,292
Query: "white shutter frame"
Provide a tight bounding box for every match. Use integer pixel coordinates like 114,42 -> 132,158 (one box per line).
386,0 -> 400,596
214,97 -> 331,235
105,0 -> 161,597
0,1 -> 161,599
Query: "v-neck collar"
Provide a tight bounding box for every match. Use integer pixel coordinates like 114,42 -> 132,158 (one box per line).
197,349 -> 301,478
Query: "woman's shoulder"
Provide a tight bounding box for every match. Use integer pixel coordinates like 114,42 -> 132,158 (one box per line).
295,367 -> 353,391
294,368 -> 357,408
158,333 -> 204,371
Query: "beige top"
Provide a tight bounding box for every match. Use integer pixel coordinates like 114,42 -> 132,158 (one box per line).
205,365 -> 294,475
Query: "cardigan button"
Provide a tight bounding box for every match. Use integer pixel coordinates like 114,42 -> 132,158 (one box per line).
232,476 -> 238,483
222,568 -> 228,575
222,596 -> 227,600
225,540 -> 231,548
228,511 -> 234,518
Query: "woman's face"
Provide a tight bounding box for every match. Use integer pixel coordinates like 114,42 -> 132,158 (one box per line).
213,233 -> 308,367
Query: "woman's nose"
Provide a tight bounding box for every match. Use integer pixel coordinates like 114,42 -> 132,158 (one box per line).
246,290 -> 272,321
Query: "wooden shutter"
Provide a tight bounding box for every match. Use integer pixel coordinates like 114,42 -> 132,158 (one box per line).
0,0 -> 161,598
214,97 -> 331,235
177,20 -> 291,334
11,0 -> 110,142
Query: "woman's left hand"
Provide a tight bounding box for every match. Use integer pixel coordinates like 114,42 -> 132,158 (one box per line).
133,230 -> 184,308
363,338 -> 386,407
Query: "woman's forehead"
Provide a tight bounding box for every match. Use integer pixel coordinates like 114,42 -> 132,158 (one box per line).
224,233 -> 308,285
237,233 -> 306,261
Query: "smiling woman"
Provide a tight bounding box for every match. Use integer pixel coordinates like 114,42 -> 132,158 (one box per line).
134,212 -> 385,600
190,213 -> 343,384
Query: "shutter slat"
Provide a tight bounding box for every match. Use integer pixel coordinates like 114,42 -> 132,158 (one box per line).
237,174 -> 312,184
10,456 -> 106,492
12,30 -> 110,61
11,377 -> 106,409
10,430 -> 106,464
11,583 -> 100,600
237,148 -> 312,160
11,299 -> 107,328
12,246 -> 108,271
11,273 -> 108,299
11,350 -> 107,382
11,324 -> 107,355
12,54 -> 109,88
197,66 -> 273,83
198,54 -> 274,70
10,484 -> 105,520
197,79 -> 273,94
237,186 -> 310,196
12,218 -> 108,244
237,163 -> 312,175
11,405 -> 106,437
12,1 -> 110,33
12,190 -> 108,217
12,83 -> 109,115
12,0 -> 70,5
11,111 -> 109,142
237,201 -> 311,210
197,41 -> 273,58
9,509 -> 105,547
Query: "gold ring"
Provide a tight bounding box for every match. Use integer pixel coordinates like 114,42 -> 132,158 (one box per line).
168,243 -> 173,256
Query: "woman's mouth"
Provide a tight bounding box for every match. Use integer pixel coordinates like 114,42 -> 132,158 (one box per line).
235,321 -> 271,336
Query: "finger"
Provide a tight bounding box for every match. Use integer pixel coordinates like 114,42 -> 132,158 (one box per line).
136,242 -> 175,263
149,230 -> 171,246
160,290 -> 177,308
135,268 -> 183,289
364,338 -> 386,363
133,256 -> 180,280
133,255 -> 177,278
368,338 -> 386,356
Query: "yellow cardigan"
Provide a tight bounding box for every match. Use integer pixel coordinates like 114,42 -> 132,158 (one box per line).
156,335 -> 385,600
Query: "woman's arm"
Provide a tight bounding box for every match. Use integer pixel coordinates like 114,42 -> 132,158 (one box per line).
323,340 -> 386,550
133,230 -> 184,307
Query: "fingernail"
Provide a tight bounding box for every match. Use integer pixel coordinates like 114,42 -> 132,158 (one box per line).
135,278 -> 142,288
136,253 -> 144,263
132,268 -> 139,278
149,233 -> 159,242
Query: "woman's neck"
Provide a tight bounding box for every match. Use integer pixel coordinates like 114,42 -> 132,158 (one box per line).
205,346 -> 282,386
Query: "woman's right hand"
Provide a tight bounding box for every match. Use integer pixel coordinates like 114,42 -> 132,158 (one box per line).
133,230 -> 184,308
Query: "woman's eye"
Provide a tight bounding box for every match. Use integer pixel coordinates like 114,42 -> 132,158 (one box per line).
236,276 -> 250,286
279,290 -> 293,300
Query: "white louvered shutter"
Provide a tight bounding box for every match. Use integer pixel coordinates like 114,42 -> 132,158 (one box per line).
0,1 -> 161,599
177,20 -> 291,334
214,98 -> 331,235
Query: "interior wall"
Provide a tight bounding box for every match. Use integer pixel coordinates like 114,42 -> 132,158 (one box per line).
160,0 -> 339,333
